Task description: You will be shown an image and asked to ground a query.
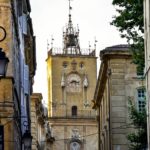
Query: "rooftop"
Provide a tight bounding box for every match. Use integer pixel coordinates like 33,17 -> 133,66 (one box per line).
100,44 -> 131,58
104,44 -> 130,51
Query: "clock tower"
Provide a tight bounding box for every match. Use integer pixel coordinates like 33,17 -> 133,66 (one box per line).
46,1 -> 98,149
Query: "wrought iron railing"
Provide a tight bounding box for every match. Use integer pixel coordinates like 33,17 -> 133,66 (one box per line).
48,47 -> 96,56
49,109 -> 96,119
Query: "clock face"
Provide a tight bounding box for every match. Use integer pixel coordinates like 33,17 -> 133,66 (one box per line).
0,26 -> 6,42
66,73 -> 81,93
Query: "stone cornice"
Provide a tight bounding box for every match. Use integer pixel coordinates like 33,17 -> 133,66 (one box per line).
31,93 -> 43,102
31,93 -> 47,124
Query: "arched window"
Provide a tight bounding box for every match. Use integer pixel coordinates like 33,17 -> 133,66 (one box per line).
72,106 -> 77,116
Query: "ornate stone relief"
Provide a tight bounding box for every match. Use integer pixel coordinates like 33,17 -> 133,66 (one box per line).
61,73 -> 65,87
83,75 -> 88,88
70,129 -> 81,150
71,129 -> 80,139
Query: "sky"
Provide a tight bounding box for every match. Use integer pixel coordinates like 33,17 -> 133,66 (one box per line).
30,0 -> 127,103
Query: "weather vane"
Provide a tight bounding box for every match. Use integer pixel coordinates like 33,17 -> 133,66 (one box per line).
69,0 -> 73,15
89,41 -> 91,51
51,35 -> 54,49
94,37 -> 98,50
47,39 -> 49,51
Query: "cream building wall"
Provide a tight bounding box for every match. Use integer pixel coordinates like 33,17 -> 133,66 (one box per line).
93,45 -> 145,150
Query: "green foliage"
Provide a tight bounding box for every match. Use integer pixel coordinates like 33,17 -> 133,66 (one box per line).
127,98 -> 147,149
111,0 -> 144,74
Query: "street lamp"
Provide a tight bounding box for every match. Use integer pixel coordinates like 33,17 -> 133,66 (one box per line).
22,130 -> 33,150
22,121 -> 33,150
0,48 -> 9,150
0,48 -> 9,77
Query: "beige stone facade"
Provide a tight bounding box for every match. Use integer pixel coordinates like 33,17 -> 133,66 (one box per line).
93,45 -> 145,150
47,55 -> 97,118
31,93 -> 45,150
31,93 -> 54,150
0,77 -> 15,150
47,52 -> 98,150
0,0 -> 36,149
144,0 -> 150,148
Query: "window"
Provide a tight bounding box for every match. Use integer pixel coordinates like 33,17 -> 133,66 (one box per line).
72,106 -> 77,116
137,88 -> 145,112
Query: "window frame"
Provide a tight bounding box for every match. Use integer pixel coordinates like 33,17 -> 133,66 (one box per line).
136,87 -> 146,112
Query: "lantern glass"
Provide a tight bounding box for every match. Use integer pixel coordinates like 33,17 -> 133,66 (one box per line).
0,58 -> 9,76
23,130 -> 32,149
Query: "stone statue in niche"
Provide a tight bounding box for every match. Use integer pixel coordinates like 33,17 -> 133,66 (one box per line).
61,73 -> 65,87
70,129 -> 81,150
71,129 -> 80,139
83,75 -> 88,88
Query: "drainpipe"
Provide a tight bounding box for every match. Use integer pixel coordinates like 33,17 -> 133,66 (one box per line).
107,59 -> 112,150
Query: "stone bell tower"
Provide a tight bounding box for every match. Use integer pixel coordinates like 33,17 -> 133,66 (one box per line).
46,1 -> 98,149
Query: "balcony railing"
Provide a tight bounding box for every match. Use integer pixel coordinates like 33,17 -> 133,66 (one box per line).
48,47 -> 96,57
49,109 -> 96,119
